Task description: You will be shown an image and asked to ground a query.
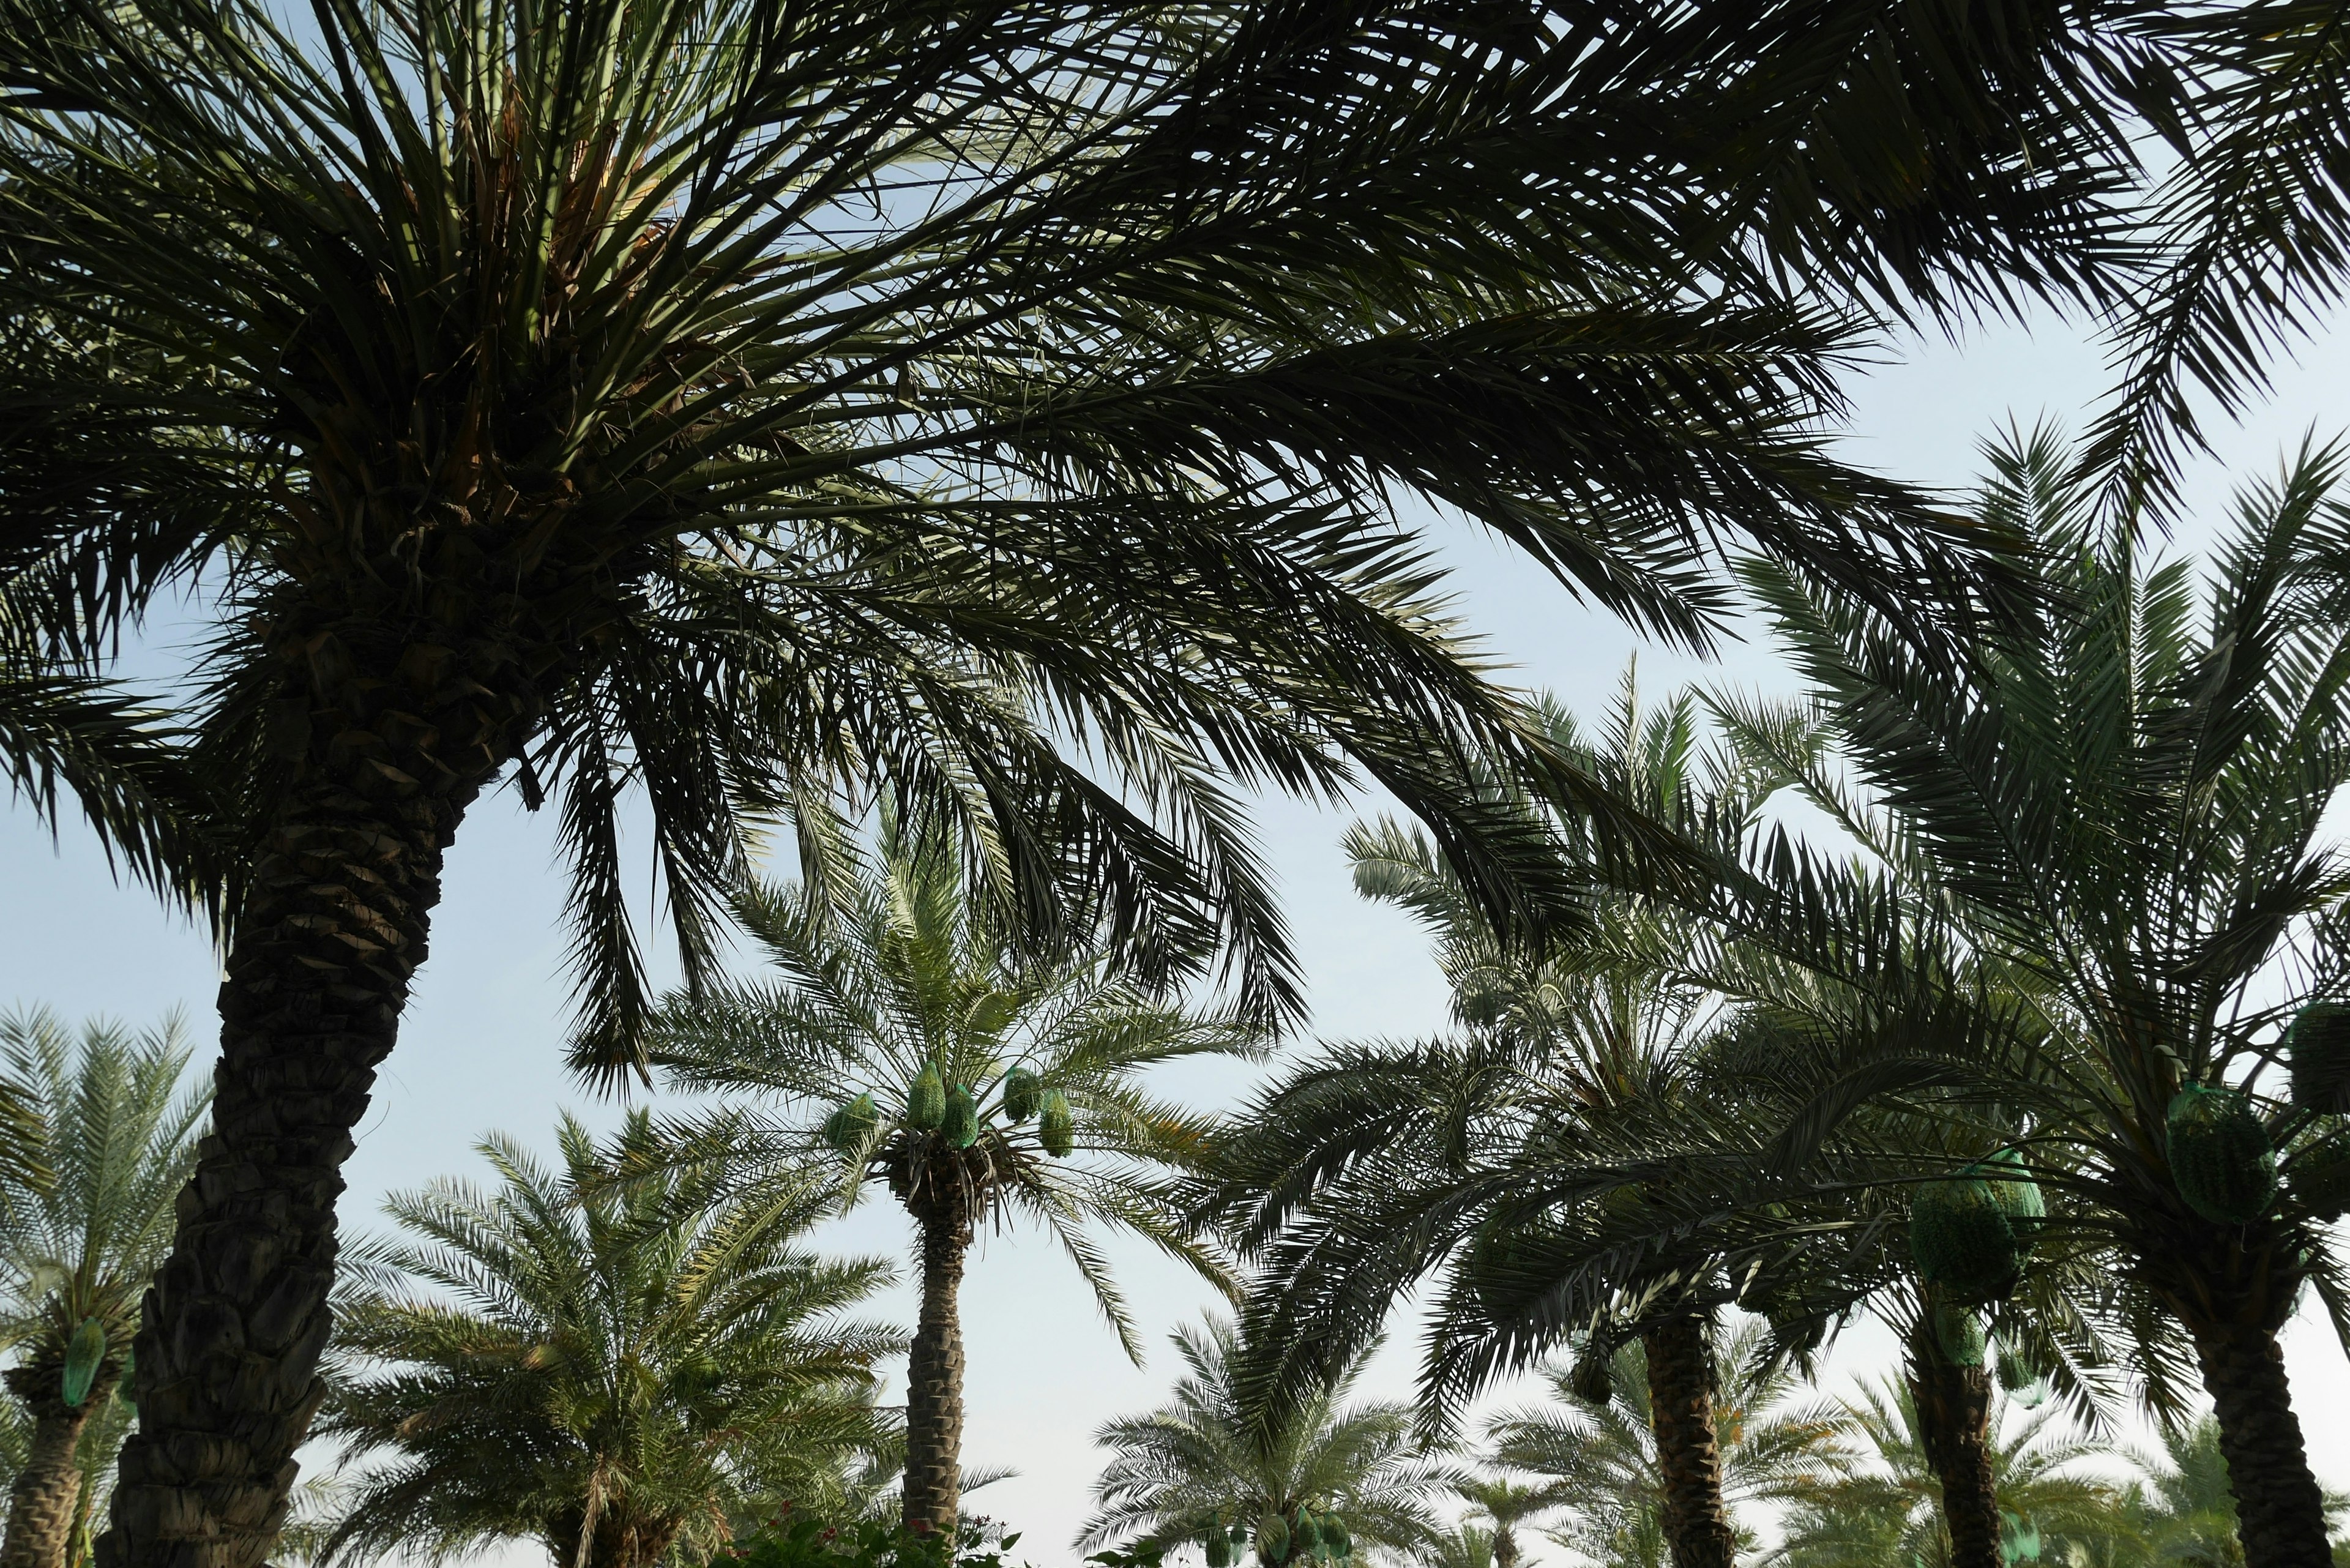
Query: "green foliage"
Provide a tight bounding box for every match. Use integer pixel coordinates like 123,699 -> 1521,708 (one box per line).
714,1515 -> 1024,1568
2164,1088 -> 2276,1226
311,1111 -> 903,1568
1078,1316 -> 1446,1564
0,1009 -> 207,1403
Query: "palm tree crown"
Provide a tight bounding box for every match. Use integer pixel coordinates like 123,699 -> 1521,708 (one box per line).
1079,1316 -> 1448,1568
312,1111 -> 900,1568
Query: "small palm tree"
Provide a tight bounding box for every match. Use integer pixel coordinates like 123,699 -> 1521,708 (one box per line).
1488,1320 -> 1846,1568
1768,1377 -> 2132,1568
0,1012 -> 206,1568
311,1111 -> 901,1568
1425,1526 -> 1494,1568
1078,1316 -> 1449,1567
1450,1476 -> 1557,1568
647,823 -> 1259,1535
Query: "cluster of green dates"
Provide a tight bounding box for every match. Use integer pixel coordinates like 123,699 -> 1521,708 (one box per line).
2159,1002 -> 2350,1226
1909,1148 -> 2045,1302
820,1065 -> 1075,1157
1201,1507 -> 1351,1568
61,1315 -> 108,1408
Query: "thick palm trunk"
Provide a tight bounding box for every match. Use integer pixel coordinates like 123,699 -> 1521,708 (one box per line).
1491,1526 -> 1518,1568
2188,1319 -> 2332,1568
98,651 -> 517,1568
2,1363 -> 116,1568
1907,1340 -> 1997,1568
903,1192 -> 973,1536
1641,1315 -> 1735,1568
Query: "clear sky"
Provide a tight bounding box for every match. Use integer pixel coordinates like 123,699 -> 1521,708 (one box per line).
2,302 -> 2346,1566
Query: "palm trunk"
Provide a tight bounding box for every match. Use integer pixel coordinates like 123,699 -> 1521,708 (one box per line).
1907,1335 -> 1998,1568
1491,1525 -> 1518,1568
1641,1314 -> 1735,1568
2,1363 -> 117,1568
97,662 -> 514,1568
2188,1318 -> 2332,1568
903,1190 -> 973,1536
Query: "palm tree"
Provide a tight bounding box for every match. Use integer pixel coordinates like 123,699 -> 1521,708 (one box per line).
1487,1320 -> 1846,1568
646,821 -> 1257,1534
1692,428 -> 2350,1566
1199,674 -> 1797,1568
311,1110 -> 900,1568
1451,1476 -> 1557,1568
1078,1316 -> 1449,1567
0,1012 -> 206,1568
1425,1526 -> 1494,1568
0,0 -> 2182,1547
1767,1376 -> 2130,1568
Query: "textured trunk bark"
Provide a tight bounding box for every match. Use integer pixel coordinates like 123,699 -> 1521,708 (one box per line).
2189,1318 -> 2332,1568
1641,1315 -> 1735,1568
1491,1525 -> 1518,1568
902,1195 -> 972,1537
2,1362 -> 116,1568
1908,1340 -> 1998,1568
97,655 -> 513,1568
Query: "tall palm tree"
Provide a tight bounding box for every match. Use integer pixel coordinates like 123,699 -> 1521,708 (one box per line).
0,0 -> 2152,1551
1487,1321 -> 1846,1568
0,1012 -> 207,1568
1767,1376 -> 2130,1568
311,1110 -> 900,1568
1078,1316 -> 1449,1567
1690,428 -> 2350,1566
1198,674 -> 1796,1568
646,821 -> 1258,1534
1450,1476 -> 1556,1568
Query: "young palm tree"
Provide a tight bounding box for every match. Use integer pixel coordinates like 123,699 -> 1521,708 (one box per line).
1486,1321 -> 1847,1568
1767,1376 -> 2130,1568
1424,1526 -> 1494,1568
1078,1316 -> 1449,1567
0,1012 -> 206,1568
646,823 -> 1258,1534
311,1111 -> 900,1568
1693,429 -> 2350,1566
1449,1476 -> 1556,1568
0,0 -> 2149,1550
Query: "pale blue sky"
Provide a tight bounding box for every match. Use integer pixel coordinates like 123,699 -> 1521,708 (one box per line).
2,304 -> 2346,1564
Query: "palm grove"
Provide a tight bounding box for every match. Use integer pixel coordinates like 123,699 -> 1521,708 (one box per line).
1,0 -> 2349,1566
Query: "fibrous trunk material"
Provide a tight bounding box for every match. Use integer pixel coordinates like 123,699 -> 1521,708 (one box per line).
1641,1313 -> 1736,1568
98,729 -> 494,1568
902,1169 -> 977,1537
2190,1318 -> 2333,1567
1908,1337 -> 1998,1568
2,1362 -> 116,1568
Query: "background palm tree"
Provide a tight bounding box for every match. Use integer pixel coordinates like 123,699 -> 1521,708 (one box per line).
1767,1376 -> 2131,1568
0,1012 -> 206,1568
1078,1316 -> 1448,1567
1690,428 -> 2350,1566
1487,1320 -> 1846,1568
1450,1475 -> 1557,1568
0,0 -> 2177,1549
647,821 -> 1258,1535
311,1111 -> 900,1568
1425,1526 -> 1494,1568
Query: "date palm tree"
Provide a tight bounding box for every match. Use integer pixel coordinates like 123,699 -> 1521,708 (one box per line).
0,1013 -> 206,1568
1198,674 -> 1799,1568
1450,1476 -> 1557,1568
645,820 -> 1259,1534
310,1110 -> 900,1568
1766,1376 -> 2130,1568
1078,1316 -> 1449,1567
0,0 -> 2158,1552
1691,427 -> 2350,1566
